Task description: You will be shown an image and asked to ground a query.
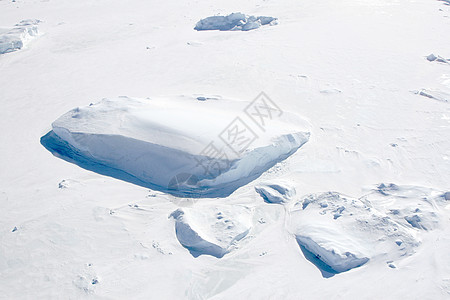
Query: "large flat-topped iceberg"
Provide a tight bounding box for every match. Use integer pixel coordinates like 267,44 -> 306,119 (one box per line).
42,95 -> 310,197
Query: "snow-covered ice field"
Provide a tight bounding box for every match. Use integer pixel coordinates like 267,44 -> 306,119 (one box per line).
0,0 -> 450,299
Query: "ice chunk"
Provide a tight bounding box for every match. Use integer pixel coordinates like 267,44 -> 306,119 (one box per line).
443,192 -> 450,200
426,53 -> 449,63
15,19 -> 41,26
258,16 -> 278,26
169,205 -> 252,258
415,89 -> 450,103
405,215 -> 427,230
427,53 -> 438,61
296,231 -> 369,273
290,191 -> 420,275
241,19 -> 261,31
0,20 -> 40,54
41,96 -> 310,197
194,13 -> 278,31
255,182 -> 295,204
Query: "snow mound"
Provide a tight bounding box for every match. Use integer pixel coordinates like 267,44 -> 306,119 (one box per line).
194,13 -> 278,31
289,191 -> 420,276
255,181 -> 295,204
169,205 -> 252,258
41,96 -> 310,197
0,19 -> 40,54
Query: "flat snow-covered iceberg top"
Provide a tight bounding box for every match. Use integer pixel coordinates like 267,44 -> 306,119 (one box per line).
0,19 -> 40,54
195,13 -> 278,31
42,95 -> 310,197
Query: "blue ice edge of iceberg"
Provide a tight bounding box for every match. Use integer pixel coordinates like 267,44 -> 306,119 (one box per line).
40,130 -> 309,198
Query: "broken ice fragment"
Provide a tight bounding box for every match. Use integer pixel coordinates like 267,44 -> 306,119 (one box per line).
195,13 -> 278,31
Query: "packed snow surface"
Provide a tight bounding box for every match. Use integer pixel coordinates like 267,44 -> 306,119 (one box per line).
42,96 -> 310,197
194,13 -> 277,31
0,19 -> 40,54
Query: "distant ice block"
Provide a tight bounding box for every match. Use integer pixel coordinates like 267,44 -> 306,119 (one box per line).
41,95 -> 310,197
0,19 -> 40,54
194,13 -> 278,31
170,205 -> 252,258
290,191 -> 421,276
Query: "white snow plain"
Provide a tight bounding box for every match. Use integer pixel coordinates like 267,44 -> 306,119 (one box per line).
1,0 -> 450,299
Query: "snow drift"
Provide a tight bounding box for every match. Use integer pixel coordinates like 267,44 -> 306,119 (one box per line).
0,19 -> 40,54
194,13 -> 278,31
41,96 -> 310,197
169,205 -> 252,258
